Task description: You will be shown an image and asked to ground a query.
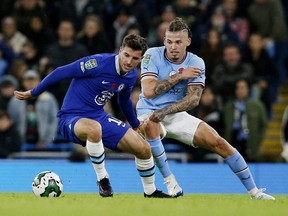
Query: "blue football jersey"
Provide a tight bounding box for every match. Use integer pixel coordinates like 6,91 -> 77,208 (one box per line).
137,46 -> 206,111
31,53 -> 139,126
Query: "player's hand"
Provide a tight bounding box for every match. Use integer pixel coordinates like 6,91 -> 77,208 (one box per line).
149,110 -> 166,122
14,90 -> 32,100
180,66 -> 203,80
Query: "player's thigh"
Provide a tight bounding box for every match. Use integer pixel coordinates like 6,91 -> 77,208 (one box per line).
163,112 -> 202,147
117,128 -> 151,159
193,122 -> 234,156
74,118 -> 101,141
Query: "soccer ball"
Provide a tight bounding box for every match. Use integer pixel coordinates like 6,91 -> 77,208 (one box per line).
32,171 -> 63,197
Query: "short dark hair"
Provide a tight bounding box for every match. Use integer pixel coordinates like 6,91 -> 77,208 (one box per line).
167,17 -> 192,38
121,34 -> 148,55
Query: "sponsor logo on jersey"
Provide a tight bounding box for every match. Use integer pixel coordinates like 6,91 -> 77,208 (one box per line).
94,90 -> 114,106
143,54 -> 151,65
101,80 -> 110,84
84,59 -> 98,70
80,61 -> 85,72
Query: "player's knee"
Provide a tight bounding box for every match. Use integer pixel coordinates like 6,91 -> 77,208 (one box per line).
144,120 -> 161,139
211,136 -> 233,156
86,121 -> 102,141
138,141 -> 152,159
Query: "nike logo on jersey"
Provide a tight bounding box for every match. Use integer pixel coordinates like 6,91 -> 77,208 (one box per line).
102,80 -> 110,84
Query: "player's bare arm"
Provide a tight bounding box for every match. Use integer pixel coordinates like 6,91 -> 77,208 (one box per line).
149,84 -> 204,122
14,90 -> 33,100
142,67 -> 202,99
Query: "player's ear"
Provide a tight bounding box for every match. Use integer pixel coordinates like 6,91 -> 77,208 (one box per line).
186,37 -> 191,46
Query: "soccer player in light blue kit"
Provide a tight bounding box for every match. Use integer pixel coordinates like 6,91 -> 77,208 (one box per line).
137,17 -> 275,200
14,34 -> 171,198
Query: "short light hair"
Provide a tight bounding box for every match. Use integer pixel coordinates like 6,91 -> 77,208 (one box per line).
121,34 -> 148,55
167,17 -> 192,38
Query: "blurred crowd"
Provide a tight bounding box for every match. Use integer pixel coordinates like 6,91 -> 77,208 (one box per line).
0,0 -> 287,162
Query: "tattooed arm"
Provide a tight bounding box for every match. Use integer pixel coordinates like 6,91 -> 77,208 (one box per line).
149,84 -> 204,122
142,66 -> 202,99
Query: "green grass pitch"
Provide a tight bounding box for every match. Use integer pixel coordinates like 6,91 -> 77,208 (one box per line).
1,193 -> 287,216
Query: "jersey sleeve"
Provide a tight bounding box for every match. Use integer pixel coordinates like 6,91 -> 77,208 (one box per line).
31,56 -> 100,96
188,56 -> 206,87
140,48 -> 159,80
118,83 -> 140,128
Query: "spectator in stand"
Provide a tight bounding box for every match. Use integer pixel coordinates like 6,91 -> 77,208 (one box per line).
221,0 -> 250,44
9,59 -> 28,90
45,19 -> 88,67
149,4 -> 178,47
44,19 -> 88,105
211,43 -> 254,103
77,15 -> 113,55
281,105 -> 288,162
0,0 -> 16,21
110,6 -> 137,51
248,0 -> 288,85
198,27 -> 223,85
188,86 -> 224,161
7,70 -> 58,150
27,15 -> 56,56
0,40 -> 15,70
172,0 -> 204,32
59,0 -> 104,32
223,79 -> 267,162
18,41 -> 40,71
149,22 -> 169,47
148,21 -> 169,47
0,16 -> 28,55
0,48 -> 9,76
12,0 -> 47,37
192,6 -> 240,52
0,75 -> 19,111
189,86 -> 223,135
114,0 -> 151,37
242,33 -> 278,118
0,109 -> 22,158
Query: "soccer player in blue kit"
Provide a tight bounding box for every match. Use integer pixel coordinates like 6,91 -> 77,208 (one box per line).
136,17 -> 275,200
14,34 -> 171,198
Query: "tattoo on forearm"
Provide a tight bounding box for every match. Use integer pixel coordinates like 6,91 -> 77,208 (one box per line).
154,73 -> 181,95
161,85 -> 204,115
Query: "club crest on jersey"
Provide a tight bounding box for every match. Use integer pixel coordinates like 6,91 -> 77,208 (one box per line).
143,54 -> 151,65
169,71 -> 177,77
80,61 -> 85,73
84,59 -> 97,70
118,84 -> 125,91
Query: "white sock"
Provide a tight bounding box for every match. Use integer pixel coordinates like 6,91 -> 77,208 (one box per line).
135,156 -> 156,195
86,140 -> 108,181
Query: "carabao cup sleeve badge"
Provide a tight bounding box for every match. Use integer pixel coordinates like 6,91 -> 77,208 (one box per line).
84,59 -> 98,70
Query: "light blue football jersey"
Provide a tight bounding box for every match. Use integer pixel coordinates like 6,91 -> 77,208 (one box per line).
137,46 -> 206,112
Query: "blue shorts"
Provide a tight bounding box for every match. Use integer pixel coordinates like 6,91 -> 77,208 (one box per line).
58,112 -> 130,150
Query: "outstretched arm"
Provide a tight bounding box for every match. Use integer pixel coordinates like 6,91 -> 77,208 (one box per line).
149,84 -> 204,122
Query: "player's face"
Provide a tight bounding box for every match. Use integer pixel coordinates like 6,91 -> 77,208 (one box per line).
164,30 -> 191,63
118,46 -> 143,74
